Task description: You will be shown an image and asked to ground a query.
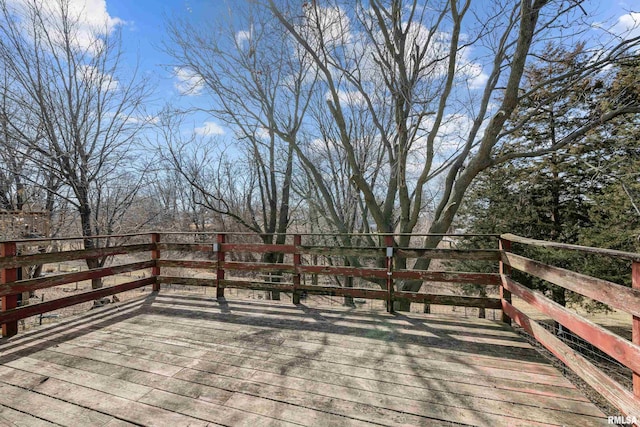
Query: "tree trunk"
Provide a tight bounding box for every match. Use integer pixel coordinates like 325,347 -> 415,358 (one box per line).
343,258 -> 354,307
79,203 -> 102,289
391,248 -> 418,312
394,299 -> 411,312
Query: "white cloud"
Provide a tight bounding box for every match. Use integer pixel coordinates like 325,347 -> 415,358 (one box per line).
465,63 -> 489,90
236,30 -> 251,46
299,6 -> 489,96
256,127 -> 271,140
469,72 -> 489,90
406,113 -> 475,176
328,89 -> 366,106
77,64 -> 118,92
174,67 -> 204,96
613,12 -> 640,40
8,0 -> 124,55
194,121 -> 225,136
68,0 -> 122,31
124,115 -> 158,125
301,4 -> 351,49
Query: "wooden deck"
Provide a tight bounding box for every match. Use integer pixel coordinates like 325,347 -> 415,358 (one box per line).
0,293 -> 607,426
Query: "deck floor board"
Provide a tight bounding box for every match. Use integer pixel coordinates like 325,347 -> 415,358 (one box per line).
0,293 -> 608,426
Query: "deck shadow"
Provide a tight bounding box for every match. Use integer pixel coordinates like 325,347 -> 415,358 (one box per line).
0,292 -> 158,365
144,295 -> 546,363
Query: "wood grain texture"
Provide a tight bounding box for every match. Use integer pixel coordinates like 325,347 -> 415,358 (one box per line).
503,252 -> 640,317
502,275 -> 640,373
1,242 -> 18,337
503,300 -> 640,419
501,233 -> 640,262
159,243 -> 503,261
0,277 -> 155,324
0,260 -> 155,297
0,294 -> 607,426
0,244 -> 153,270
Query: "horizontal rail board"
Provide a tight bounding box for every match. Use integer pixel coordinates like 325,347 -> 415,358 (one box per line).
223,262 -> 295,273
0,277 -> 155,324
393,270 -> 501,285
299,246 -> 385,258
218,279 -> 295,292
0,244 -> 153,269
158,243 -> 215,253
218,281 -> 498,307
158,276 -> 214,287
299,265 -> 387,279
158,276 -> 499,308
0,260 -> 156,297
159,243 -> 377,258
159,260 -> 296,273
502,233 -> 640,262
159,277 -> 300,290
502,275 -> 640,373
157,260 -> 498,285
394,292 -> 502,308
221,243 -> 297,254
396,248 -> 502,261
162,277 -> 383,297
157,260 -> 216,269
503,252 -> 640,317
503,301 -> 640,418
158,232 -> 499,237
296,286 -> 387,299
156,243 -> 500,262
295,283 -> 388,299
1,232 -> 152,245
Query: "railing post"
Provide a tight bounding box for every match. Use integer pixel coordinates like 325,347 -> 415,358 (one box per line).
633,261 -> 640,399
216,233 -> 225,299
385,235 -> 394,314
293,234 -> 301,305
1,241 -> 18,337
151,233 -> 160,292
499,238 -> 512,325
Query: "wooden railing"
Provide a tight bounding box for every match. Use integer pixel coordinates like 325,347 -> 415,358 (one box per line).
0,234 -> 157,336
1,231 -> 639,420
154,233 -> 502,310
500,233 -> 640,420
0,232 -> 501,335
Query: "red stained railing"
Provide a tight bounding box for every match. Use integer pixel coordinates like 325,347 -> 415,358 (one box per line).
1,231 -> 639,421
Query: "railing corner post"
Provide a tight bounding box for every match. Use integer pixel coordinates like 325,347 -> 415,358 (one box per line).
293,234 -> 301,305
632,261 -> 640,399
151,233 -> 161,292
216,233 -> 226,299
499,237 -> 512,326
1,241 -> 18,337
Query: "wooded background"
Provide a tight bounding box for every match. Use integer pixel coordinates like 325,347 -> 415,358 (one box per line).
0,0 -> 638,309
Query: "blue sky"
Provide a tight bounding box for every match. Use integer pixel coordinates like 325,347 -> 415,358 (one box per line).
100,1 -> 230,133
52,0 -> 640,137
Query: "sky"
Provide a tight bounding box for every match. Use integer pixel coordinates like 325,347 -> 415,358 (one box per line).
92,0 -> 230,133
12,0 -> 640,138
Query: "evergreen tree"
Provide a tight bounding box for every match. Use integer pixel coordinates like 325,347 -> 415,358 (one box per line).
577,58 -> 640,287
455,48 -> 640,311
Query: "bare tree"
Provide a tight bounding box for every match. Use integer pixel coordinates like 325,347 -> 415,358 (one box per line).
262,0 -> 640,309
164,4 -> 320,297
0,60 -> 67,242
0,69 -> 37,212
0,0 -> 152,288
